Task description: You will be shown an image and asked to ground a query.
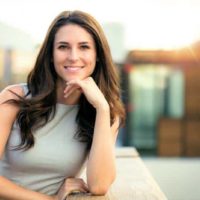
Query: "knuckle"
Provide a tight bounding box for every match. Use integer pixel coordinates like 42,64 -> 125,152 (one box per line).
65,178 -> 72,183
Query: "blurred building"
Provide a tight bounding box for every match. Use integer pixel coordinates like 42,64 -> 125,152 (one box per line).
0,22 -> 37,89
122,42 -> 200,157
102,22 -> 127,63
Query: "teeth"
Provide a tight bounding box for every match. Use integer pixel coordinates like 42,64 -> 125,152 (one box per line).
64,66 -> 82,71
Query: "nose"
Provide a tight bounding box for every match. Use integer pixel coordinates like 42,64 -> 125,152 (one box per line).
68,48 -> 79,62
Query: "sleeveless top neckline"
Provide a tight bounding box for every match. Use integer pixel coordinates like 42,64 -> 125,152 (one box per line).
0,83 -> 88,195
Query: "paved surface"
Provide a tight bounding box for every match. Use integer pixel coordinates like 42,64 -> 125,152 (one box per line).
143,157 -> 200,200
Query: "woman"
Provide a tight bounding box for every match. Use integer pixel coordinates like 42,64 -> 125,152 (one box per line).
0,10 -> 125,200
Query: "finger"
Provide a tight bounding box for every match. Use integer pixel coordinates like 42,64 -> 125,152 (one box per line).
64,88 -> 76,98
65,185 -> 88,197
67,178 -> 89,192
67,79 -> 84,88
64,84 -> 79,94
64,86 -> 81,98
71,187 -> 88,193
61,183 -> 88,200
74,179 -> 89,191
79,180 -> 89,191
64,85 -> 79,95
73,182 -> 89,192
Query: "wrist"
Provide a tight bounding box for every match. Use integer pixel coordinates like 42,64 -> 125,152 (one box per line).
96,101 -> 110,112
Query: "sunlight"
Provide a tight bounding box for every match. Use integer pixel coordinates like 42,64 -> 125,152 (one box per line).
125,2 -> 200,50
0,0 -> 200,50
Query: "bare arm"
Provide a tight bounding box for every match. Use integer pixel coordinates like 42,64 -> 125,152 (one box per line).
86,103 -> 119,195
0,176 -> 55,200
64,77 -> 120,195
0,85 -> 55,200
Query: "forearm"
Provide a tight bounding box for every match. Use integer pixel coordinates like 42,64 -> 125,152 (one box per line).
86,105 -> 116,194
0,176 -> 54,200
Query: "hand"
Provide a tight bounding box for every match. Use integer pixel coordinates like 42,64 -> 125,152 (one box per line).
64,77 -> 109,110
55,178 -> 89,200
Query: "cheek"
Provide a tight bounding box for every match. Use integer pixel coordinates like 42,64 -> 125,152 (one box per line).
88,60 -> 96,74
53,50 -> 66,63
85,53 -> 96,67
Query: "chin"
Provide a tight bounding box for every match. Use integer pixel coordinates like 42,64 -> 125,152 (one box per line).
65,75 -> 89,82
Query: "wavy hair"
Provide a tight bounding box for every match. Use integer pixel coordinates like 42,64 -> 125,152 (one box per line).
8,10 -> 125,150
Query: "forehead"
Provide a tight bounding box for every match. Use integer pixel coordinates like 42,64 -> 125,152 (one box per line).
54,24 -> 94,43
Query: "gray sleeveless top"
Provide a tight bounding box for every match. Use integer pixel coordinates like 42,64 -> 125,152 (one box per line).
0,84 -> 88,195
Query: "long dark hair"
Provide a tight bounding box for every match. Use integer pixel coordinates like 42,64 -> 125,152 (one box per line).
8,10 -> 125,150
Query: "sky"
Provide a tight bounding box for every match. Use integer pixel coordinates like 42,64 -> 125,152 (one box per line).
1,0 -> 200,52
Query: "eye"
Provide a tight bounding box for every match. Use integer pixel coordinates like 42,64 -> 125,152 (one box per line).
57,44 -> 71,50
58,45 -> 69,50
80,45 -> 90,50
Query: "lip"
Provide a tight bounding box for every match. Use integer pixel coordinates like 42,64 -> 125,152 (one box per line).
64,66 -> 83,72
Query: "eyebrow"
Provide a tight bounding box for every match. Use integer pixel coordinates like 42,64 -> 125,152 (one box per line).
55,41 -> 90,45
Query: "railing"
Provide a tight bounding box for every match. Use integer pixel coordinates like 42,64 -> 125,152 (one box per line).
67,147 -> 168,200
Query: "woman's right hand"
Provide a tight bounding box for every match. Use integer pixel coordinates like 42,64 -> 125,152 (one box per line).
54,178 -> 89,200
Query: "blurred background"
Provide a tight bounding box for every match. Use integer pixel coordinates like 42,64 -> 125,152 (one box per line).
1,0 -> 200,199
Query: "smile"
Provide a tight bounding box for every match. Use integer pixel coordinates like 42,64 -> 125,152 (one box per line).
64,66 -> 83,72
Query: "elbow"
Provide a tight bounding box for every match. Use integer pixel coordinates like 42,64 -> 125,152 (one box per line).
88,174 -> 116,196
88,184 -> 109,196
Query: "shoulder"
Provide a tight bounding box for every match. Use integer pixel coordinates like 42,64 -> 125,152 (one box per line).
0,85 -> 25,158
0,84 -> 25,104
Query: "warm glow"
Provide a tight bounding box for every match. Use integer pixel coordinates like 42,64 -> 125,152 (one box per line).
0,0 -> 200,50
124,1 -> 200,50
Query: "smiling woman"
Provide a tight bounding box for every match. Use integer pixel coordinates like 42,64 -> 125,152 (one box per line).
0,10 -> 125,200
53,24 -> 97,83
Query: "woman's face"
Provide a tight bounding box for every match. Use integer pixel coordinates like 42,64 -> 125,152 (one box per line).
53,24 -> 97,83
